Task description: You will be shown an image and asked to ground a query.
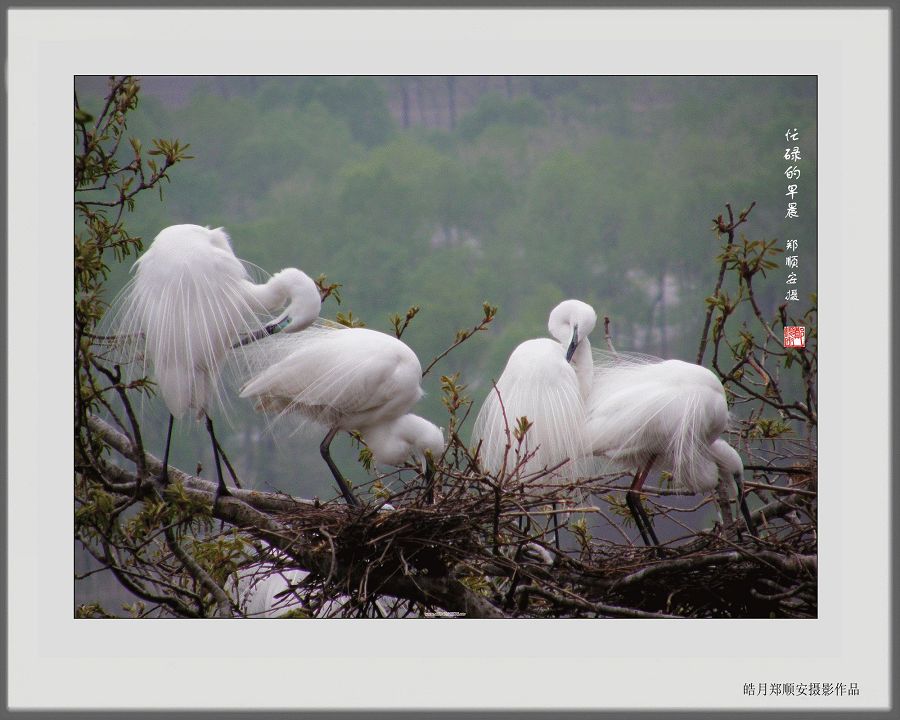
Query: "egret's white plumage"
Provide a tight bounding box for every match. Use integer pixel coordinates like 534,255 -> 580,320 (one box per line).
585,352 -> 753,543
112,224 -> 322,420
241,327 -> 424,431
587,355 -> 731,493
363,413 -> 445,468
238,564 -> 310,618
710,437 -> 743,480
472,300 -> 597,484
548,300 -> 597,400
237,560 -> 392,618
238,325 -> 444,504
108,223 -> 322,497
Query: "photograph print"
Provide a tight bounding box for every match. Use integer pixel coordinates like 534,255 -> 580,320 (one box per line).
75,75 -> 817,620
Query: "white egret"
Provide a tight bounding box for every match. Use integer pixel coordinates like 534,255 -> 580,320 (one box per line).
238,326 -> 444,506
110,224 -> 322,499
237,560 -> 395,618
472,300 -> 597,545
709,437 -> 754,534
239,564 -> 310,618
586,354 -> 755,545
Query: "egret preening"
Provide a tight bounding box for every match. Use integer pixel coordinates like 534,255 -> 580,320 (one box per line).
472,299 -> 597,545
110,224 -> 322,500
239,325 -> 444,506
586,355 -> 755,546
708,437 -> 754,535
362,413 -> 445,503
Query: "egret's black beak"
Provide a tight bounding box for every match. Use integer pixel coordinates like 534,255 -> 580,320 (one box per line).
565,324 -> 579,363
424,452 -> 437,504
231,316 -> 290,349
734,472 -> 757,538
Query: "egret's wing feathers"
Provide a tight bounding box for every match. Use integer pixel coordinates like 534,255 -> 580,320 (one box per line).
587,356 -> 729,492
105,227 -> 278,421
239,327 -> 423,433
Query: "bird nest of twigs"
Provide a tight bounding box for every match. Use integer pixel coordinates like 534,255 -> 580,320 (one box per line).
79,417 -> 817,619
240,463 -> 817,619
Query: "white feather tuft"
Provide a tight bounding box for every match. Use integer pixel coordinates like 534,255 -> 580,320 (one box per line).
587,351 -> 730,493
105,224 -> 323,425
364,414 -> 444,467
106,224 -> 277,421
238,326 -> 430,460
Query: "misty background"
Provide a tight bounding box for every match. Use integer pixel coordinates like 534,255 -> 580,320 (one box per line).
75,75 -> 817,608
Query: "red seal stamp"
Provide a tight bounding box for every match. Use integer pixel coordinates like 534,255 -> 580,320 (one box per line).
783,326 -> 805,348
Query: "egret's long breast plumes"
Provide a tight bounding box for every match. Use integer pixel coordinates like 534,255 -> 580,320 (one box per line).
473,299 -> 597,486
111,225 -> 258,418
106,223 -> 323,500
109,224 -> 322,421
239,325 -> 444,473
473,337 -> 588,484
587,353 -> 731,493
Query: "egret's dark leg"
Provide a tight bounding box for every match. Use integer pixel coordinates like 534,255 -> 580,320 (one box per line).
161,414 -> 175,486
320,428 -> 361,507
625,490 -> 652,546
734,474 -> 757,537
212,434 -> 243,490
551,502 -> 561,550
626,459 -> 660,547
504,514 -> 530,610
204,414 -> 231,503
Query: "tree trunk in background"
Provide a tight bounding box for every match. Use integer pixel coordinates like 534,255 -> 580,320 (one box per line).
447,76 -> 457,130
416,78 -> 427,127
399,79 -> 410,129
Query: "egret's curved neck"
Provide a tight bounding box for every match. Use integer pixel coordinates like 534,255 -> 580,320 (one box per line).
570,338 -> 593,399
243,272 -> 293,313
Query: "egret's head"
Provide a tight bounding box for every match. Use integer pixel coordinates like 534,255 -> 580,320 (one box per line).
711,438 -> 756,536
419,421 -> 445,484
711,438 -> 743,483
548,299 -> 597,362
364,415 -> 445,469
708,439 -> 744,498
420,424 -> 446,462
272,269 -> 322,334
404,414 -> 445,464
206,226 -> 234,253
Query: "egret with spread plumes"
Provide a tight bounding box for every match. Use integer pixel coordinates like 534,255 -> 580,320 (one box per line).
110,224 -> 322,500
239,325 -> 444,506
586,354 -> 755,545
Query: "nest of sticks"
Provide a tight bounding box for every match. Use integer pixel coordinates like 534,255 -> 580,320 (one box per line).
81,416 -> 816,619
237,453 -> 817,619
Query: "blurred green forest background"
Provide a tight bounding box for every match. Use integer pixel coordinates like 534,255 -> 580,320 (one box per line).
76,75 -> 817,507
